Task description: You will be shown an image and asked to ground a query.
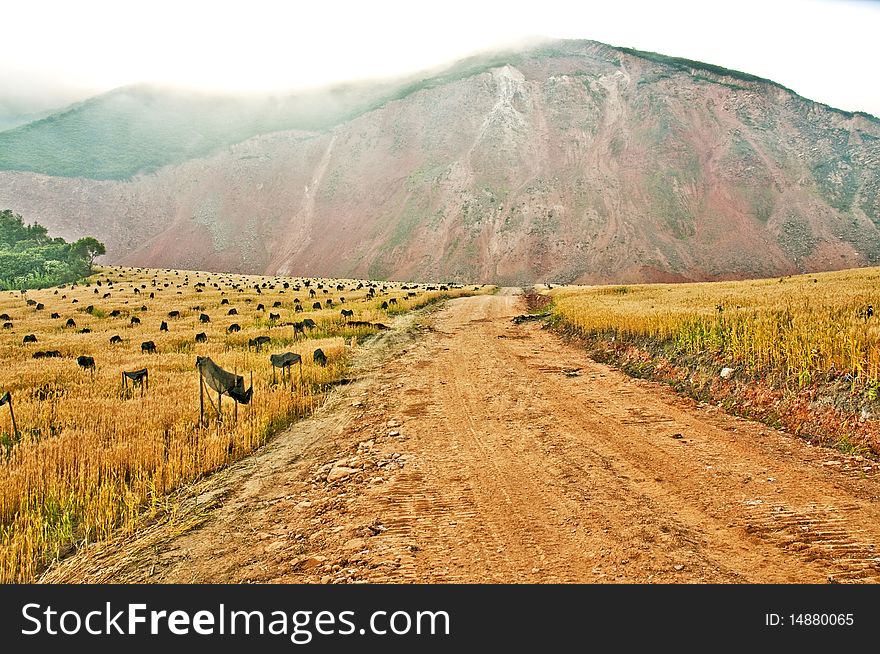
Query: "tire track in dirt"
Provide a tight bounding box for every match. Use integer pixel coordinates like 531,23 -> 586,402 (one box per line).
42,290 -> 880,583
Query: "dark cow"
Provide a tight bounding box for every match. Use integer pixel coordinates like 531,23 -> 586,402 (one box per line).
199,314 -> 211,323
313,348 -> 328,367
302,318 -> 317,329
23,334 -> 37,343
33,350 -> 62,359
141,341 -> 157,354
77,355 -> 95,370
248,335 -> 271,350
227,323 -> 241,333
195,332 -> 208,343
109,335 -> 123,344
160,321 -> 169,332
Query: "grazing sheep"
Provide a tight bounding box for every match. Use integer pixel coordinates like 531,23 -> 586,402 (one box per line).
341,309 -> 354,319
269,312 -> 281,321
130,316 -> 141,325
227,308 -> 238,315
23,334 -> 37,343
199,314 -> 211,323
257,303 -> 265,311
141,341 -> 157,354
160,321 -> 169,332
195,332 -> 208,343
227,323 -> 241,334
168,310 -> 180,318
109,335 -> 123,344
313,348 -> 328,366
312,302 -> 322,310
294,304 -> 304,313
65,318 -> 76,328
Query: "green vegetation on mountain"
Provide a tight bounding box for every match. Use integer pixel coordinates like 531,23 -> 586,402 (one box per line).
0,209 -> 105,289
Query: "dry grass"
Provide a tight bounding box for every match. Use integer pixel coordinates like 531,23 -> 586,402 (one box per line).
550,267 -> 880,388
0,266 -> 483,582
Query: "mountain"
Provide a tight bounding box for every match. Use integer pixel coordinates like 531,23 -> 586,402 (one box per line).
0,39 -> 878,284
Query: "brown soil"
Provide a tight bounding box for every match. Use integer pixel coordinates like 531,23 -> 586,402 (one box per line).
42,290 -> 880,584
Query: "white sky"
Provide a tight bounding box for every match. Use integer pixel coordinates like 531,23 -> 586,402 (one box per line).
3,0 -> 879,116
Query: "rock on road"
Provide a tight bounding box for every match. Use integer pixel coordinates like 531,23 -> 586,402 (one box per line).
43,290 -> 880,583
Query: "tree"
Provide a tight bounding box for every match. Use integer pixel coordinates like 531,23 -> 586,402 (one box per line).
70,236 -> 106,269
0,210 -> 106,289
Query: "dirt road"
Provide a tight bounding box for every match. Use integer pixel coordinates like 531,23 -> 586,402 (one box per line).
44,290 -> 880,583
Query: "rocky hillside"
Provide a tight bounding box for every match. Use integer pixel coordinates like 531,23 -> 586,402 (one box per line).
0,40 -> 878,284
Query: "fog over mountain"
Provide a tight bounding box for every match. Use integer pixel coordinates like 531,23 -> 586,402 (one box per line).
0,39 -> 877,284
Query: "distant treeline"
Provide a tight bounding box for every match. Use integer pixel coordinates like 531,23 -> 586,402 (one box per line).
0,209 -> 105,290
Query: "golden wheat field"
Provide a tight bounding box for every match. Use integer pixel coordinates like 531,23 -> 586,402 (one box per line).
549,267 -> 880,388
0,266 -> 482,582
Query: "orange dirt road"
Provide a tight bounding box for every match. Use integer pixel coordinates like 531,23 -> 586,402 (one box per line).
44,290 -> 880,583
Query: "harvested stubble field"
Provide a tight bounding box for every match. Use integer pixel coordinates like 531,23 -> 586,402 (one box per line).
549,267 -> 880,456
0,265 -> 481,582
